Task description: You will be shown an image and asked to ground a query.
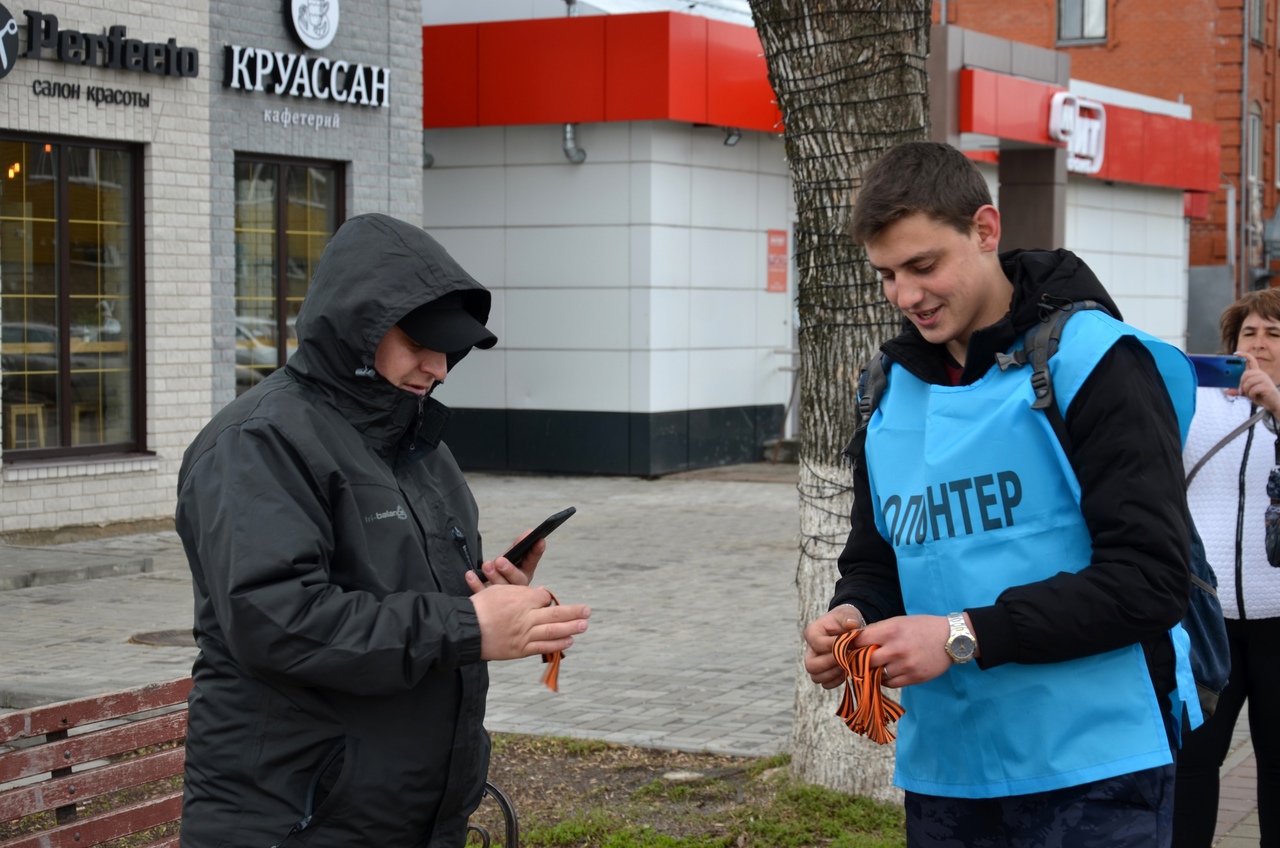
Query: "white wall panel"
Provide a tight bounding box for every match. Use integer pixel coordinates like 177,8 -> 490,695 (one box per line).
506,163 -> 631,226
1143,256 -> 1184,297
505,122 -> 632,165
689,289 -> 757,348
1073,206 -> 1114,254
689,228 -> 757,289
757,136 -> 789,177
757,175 -> 791,232
637,288 -> 692,349
755,289 -> 792,349
435,346 -> 506,409
754,349 -> 793,406
506,350 -> 630,411
631,350 -> 690,413
633,225 -> 692,289
1111,211 -> 1147,254
691,167 -> 758,230
631,121 -> 693,165
1107,253 -> 1146,299
504,288 -> 630,349
631,163 -> 692,226
691,125 -> 758,169
429,228 -> 506,288
423,167 -> 505,227
422,126 -> 506,168
506,226 -> 630,288
688,348 -> 758,408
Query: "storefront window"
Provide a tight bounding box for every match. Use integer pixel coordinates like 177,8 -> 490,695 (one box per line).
234,157 -> 342,395
0,137 -> 140,456
1058,0 -> 1106,43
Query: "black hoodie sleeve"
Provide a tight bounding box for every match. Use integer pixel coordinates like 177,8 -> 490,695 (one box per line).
966,337 -> 1191,668
828,427 -> 906,623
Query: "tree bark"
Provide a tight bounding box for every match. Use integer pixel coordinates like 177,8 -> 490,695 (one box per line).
747,0 -> 931,802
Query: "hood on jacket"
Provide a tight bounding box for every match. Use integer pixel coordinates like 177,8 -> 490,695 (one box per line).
882,247 -> 1121,386
283,214 -> 495,434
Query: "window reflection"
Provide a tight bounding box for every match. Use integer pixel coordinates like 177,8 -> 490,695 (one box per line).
0,139 -> 136,452
234,157 -> 340,395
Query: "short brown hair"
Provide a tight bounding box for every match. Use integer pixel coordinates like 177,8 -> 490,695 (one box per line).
1219,288 -> 1280,353
850,142 -> 993,246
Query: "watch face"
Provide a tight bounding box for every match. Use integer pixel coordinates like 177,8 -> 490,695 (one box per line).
948,634 -> 976,662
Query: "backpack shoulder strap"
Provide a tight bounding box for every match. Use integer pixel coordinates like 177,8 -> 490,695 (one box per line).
996,299 -> 1109,412
855,353 -> 889,435
843,353 -> 889,464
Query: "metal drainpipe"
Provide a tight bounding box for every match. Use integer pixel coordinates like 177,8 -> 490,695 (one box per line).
562,0 -> 586,164
1241,0 -> 1251,296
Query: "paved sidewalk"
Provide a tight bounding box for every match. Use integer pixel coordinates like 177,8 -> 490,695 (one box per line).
0,463 -> 1261,844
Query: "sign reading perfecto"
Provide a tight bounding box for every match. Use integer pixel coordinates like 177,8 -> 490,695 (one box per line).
20,10 -> 199,78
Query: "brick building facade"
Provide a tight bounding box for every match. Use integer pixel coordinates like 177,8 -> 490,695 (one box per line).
933,0 -> 1273,286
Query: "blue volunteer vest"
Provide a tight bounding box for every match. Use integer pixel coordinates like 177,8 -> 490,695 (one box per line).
864,309 -> 1198,798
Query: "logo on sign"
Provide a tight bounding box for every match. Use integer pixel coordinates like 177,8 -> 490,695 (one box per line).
1049,92 -> 1106,175
288,0 -> 338,50
0,3 -> 19,80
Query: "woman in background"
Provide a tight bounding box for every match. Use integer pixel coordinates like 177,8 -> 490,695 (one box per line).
1174,288 -> 1280,848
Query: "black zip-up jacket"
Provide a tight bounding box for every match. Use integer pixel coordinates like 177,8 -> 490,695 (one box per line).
832,248 -> 1192,703
176,215 -> 495,847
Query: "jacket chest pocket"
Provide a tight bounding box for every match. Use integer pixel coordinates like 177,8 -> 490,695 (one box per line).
424,524 -> 477,596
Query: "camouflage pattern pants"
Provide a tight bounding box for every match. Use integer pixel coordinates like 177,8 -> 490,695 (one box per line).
904,763 -> 1175,848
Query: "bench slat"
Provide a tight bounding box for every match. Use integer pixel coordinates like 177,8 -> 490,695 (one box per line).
0,792 -> 181,848
0,713 -> 187,784
0,680 -> 191,744
0,746 -> 185,821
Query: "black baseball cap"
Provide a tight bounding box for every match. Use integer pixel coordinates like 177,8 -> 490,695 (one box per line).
397,292 -> 497,354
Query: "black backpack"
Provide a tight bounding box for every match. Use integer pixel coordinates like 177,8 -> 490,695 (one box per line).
853,300 -> 1231,719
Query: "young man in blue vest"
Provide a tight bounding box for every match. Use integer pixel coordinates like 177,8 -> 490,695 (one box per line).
802,141 -> 1200,846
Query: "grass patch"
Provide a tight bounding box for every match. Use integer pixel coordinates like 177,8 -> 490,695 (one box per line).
471,733 -> 905,848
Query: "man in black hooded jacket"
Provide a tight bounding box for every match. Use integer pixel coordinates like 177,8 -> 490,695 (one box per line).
175,214 -> 591,847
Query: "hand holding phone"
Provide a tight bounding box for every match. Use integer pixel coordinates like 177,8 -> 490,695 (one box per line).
1189,354 -> 1247,389
500,506 -> 576,566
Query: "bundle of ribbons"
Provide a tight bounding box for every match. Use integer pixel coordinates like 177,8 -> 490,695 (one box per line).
540,589 -> 564,691
832,629 -> 905,745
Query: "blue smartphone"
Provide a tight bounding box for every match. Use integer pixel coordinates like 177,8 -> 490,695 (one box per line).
1188,354 -> 1246,388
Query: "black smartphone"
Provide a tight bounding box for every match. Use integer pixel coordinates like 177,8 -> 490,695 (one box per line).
500,506 -> 577,566
1188,354 -> 1246,388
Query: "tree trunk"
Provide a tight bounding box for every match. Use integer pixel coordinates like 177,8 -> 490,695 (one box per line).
747,0 -> 931,802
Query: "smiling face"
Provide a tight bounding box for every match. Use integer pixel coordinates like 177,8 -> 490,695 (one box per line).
374,324 -> 448,396
1237,311 -> 1280,385
866,207 -> 1012,365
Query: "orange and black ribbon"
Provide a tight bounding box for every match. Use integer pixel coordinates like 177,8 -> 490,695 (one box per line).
832,629 -> 905,745
540,590 -> 563,692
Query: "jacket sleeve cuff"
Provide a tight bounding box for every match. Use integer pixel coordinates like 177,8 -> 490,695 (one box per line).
453,598 -> 484,665
968,604 -> 1017,669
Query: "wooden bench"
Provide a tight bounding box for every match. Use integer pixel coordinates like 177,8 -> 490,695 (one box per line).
0,678 -> 519,847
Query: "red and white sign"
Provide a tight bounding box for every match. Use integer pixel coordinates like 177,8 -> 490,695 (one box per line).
766,230 -> 788,292
1049,91 -> 1106,175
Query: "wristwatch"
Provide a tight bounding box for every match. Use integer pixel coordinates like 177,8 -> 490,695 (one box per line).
944,612 -> 977,664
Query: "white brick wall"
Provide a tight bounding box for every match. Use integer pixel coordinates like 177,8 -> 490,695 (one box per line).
1,0 -> 212,534
426,121 -> 796,417
1,0 -> 425,533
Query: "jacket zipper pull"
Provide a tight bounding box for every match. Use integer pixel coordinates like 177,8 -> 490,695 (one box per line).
450,524 -> 474,569
408,395 -> 426,452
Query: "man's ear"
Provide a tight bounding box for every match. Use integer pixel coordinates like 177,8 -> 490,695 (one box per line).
972,205 -> 1001,253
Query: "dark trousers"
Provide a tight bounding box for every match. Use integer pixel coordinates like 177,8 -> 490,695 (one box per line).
904,764 -> 1175,848
1173,615 -> 1280,848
